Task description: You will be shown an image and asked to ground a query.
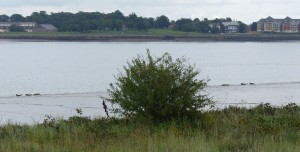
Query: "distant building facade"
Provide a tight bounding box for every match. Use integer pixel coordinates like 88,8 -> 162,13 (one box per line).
0,22 -> 37,32
257,16 -> 300,33
36,24 -> 58,32
0,22 -> 57,32
222,21 -> 239,33
208,22 -> 239,33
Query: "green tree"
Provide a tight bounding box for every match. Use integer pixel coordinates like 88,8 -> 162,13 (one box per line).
107,51 -> 212,123
0,15 -> 9,22
100,20 -> 113,30
174,18 -> 194,32
128,13 -> 138,21
193,18 -> 200,23
250,22 -> 257,32
113,19 -> 123,31
136,18 -> 151,31
211,25 -> 220,34
28,11 -> 48,23
155,15 -> 170,28
110,10 -> 124,20
10,14 -> 25,22
238,21 -> 247,33
79,20 -> 91,32
125,21 -> 136,30
181,23 -> 194,32
197,21 -> 211,33
148,17 -> 155,28
226,17 -> 232,22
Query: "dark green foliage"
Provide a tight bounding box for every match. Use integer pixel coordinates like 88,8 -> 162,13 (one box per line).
174,18 -> 213,33
9,25 -> 25,32
196,21 -> 211,33
174,18 -> 194,32
251,103 -> 275,115
10,14 -> 25,22
238,21 -> 247,33
155,15 -> 170,28
108,51 -> 212,123
27,11 -> 48,23
226,17 -> 232,22
0,15 -> 9,22
2,10 -> 249,34
136,18 -> 151,31
211,25 -> 220,34
250,22 -> 258,31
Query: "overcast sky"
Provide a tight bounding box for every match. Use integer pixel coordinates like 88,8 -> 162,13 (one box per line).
0,0 -> 299,23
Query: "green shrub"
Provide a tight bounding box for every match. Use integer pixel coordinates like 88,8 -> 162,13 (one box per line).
107,50 -> 212,123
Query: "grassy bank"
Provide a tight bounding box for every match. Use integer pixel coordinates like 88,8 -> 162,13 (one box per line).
1,30 -> 300,42
0,29 -> 207,37
1,103 -> 300,151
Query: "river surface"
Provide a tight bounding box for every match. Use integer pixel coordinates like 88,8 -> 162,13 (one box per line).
1,40 -> 300,97
1,40 -> 300,124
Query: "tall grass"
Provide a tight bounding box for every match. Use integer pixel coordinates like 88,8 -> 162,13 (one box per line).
0,103 -> 300,151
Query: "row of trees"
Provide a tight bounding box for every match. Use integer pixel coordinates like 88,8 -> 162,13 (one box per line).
0,10 -> 253,33
0,11 -> 168,32
173,18 -> 249,33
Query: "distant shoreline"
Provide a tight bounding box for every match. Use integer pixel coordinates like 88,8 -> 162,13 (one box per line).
2,33 -> 300,42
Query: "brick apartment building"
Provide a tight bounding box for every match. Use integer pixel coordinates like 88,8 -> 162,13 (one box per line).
257,16 -> 300,33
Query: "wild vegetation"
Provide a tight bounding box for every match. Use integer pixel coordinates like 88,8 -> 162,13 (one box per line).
107,51 -> 212,123
0,10 -> 250,33
0,103 -> 300,151
0,52 -> 298,151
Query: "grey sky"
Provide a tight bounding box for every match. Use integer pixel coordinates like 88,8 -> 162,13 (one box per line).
0,0 -> 299,23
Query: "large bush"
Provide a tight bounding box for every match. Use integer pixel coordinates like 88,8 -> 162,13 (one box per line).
107,51 -> 212,122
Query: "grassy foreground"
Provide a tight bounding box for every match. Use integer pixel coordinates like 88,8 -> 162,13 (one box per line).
1,103 -> 300,151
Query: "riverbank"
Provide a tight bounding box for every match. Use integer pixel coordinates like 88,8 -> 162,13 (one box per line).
2,31 -> 300,41
1,103 -> 300,152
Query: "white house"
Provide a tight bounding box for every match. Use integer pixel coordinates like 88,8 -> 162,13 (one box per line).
222,21 -> 239,33
0,22 -> 37,32
0,22 -> 58,32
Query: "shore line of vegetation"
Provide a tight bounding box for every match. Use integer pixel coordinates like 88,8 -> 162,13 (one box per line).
2,31 -> 300,42
2,49 -> 298,152
1,51 -> 299,151
0,10 -> 250,33
0,103 -> 299,151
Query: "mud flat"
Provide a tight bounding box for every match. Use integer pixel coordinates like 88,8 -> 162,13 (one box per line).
0,82 -> 299,124
205,82 -> 300,108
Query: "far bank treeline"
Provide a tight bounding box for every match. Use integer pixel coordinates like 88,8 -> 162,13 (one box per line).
0,10 -> 256,33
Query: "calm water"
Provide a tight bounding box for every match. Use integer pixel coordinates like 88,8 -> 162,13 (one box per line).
1,40 -> 300,97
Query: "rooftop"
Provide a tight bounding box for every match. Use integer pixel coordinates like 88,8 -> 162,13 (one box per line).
222,21 -> 239,26
40,24 -> 57,30
258,16 -> 300,22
